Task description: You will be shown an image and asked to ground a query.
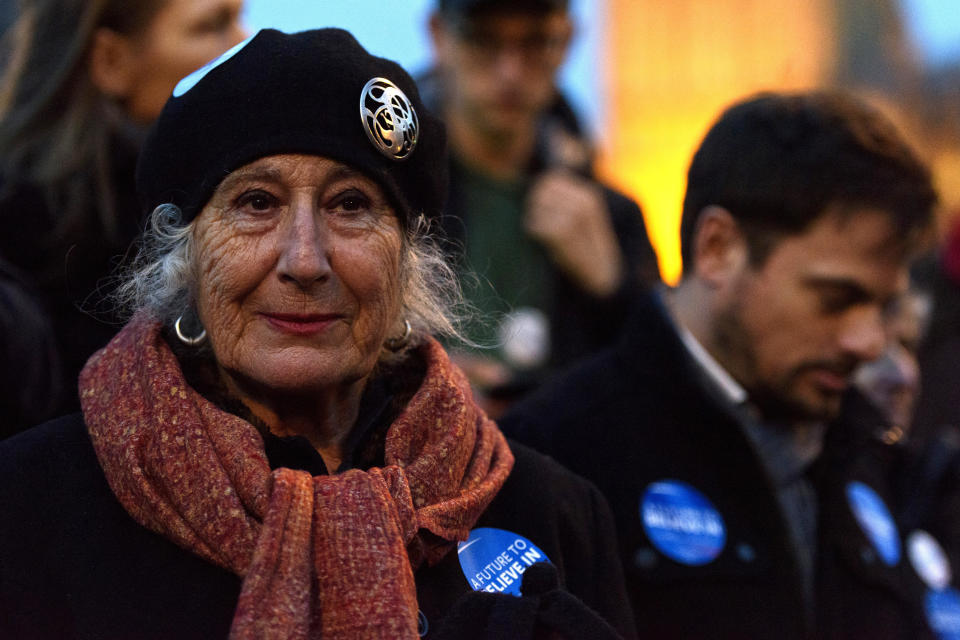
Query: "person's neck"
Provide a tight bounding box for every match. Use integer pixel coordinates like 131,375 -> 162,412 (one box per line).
223,372 -> 368,473
664,280 -> 715,350
445,107 -> 537,181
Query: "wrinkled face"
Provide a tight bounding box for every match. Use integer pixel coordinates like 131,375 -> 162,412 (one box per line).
191,154 -> 404,398
432,11 -> 571,138
122,0 -> 246,123
712,208 -> 909,423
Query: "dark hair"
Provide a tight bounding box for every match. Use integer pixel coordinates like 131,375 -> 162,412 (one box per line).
680,91 -> 937,275
437,0 -> 568,19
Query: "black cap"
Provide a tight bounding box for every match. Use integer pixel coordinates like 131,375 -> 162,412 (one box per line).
137,28 -> 447,225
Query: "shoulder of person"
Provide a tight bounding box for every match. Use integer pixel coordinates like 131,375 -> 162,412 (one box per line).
483,439 -> 620,548
0,411 -> 87,452
499,328 -> 658,444
502,439 -> 603,502
0,178 -> 49,220
598,184 -> 643,216
0,414 -> 97,502
498,351 -> 613,453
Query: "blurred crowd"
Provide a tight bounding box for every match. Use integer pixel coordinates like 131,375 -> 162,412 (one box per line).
2,0 -> 960,638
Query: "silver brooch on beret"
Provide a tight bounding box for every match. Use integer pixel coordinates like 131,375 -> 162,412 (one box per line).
360,77 -> 419,161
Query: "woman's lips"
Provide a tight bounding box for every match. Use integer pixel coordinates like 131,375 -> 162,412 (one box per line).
261,312 -> 341,336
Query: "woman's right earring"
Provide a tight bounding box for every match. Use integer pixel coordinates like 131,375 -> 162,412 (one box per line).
174,315 -> 207,347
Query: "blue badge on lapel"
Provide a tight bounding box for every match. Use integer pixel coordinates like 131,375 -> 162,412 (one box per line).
457,528 -> 550,597
926,588 -> 960,639
910,530 -> 953,591
641,480 -> 726,566
846,481 -> 901,566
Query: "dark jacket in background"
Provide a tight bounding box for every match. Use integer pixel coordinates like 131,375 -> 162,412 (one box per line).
0,259 -> 61,436
0,133 -> 142,423
0,414 -> 635,639
895,248 -> 960,578
501,290 -> 937,639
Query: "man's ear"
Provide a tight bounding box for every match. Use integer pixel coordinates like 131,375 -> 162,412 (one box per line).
88,27 -> 137,100
690,206 -> 749,288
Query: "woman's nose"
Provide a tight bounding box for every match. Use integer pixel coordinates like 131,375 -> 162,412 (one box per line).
277,203 -> 331,287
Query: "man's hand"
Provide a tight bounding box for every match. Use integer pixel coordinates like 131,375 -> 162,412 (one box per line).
525,170 -> 624,297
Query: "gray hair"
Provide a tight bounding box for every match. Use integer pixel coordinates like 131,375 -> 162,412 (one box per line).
114,204 -> 470,349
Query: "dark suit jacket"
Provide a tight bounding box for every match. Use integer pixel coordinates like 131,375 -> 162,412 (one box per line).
502,290 -> 936,639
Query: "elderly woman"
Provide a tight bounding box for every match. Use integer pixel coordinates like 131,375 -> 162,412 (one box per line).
0,29 -> 633,639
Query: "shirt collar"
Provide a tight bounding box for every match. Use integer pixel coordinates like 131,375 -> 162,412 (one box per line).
675,323 -> 748,406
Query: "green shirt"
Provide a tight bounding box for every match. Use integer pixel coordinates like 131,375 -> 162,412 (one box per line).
455,157 -> 555,368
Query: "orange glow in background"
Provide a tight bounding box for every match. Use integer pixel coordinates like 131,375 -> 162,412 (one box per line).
598,0 -> 837,283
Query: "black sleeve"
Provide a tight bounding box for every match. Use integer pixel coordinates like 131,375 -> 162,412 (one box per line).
578,477 -> 638,639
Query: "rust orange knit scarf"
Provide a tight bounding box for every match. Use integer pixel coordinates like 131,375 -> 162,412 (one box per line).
79,313 -> 514,639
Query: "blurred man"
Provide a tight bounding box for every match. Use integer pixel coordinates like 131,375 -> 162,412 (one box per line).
854,285 -> 930,435
503,91 -> 947,638
421,0 -> 659,412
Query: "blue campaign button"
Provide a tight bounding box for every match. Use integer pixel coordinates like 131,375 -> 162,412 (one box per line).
640,480 -> 726,566
457,528 -> 550,597
926,588 -> 960,639
846,481 -> 901,566
173,33 -> 257,97
910,530 -> 953,591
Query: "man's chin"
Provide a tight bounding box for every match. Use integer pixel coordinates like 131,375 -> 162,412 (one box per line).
793,390 -> 844,423
752,387 -> 844,424
479,107 -> 536,135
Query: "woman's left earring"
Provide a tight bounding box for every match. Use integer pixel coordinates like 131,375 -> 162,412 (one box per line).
174,315 -> 207,347
385,318 -> 412,352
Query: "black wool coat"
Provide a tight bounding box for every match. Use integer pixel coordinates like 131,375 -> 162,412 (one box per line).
0,414 -> 635,640
501,290 -> 937,639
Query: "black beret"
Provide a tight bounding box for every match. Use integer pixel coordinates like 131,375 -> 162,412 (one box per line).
136,28 -> 447,225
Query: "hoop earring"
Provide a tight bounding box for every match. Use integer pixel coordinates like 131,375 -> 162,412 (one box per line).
384,318 -> 412,352
174,315 -> 207,347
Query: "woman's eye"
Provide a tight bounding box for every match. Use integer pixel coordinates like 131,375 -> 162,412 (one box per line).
332,190 -> 371,213
236,191 -> 277,212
